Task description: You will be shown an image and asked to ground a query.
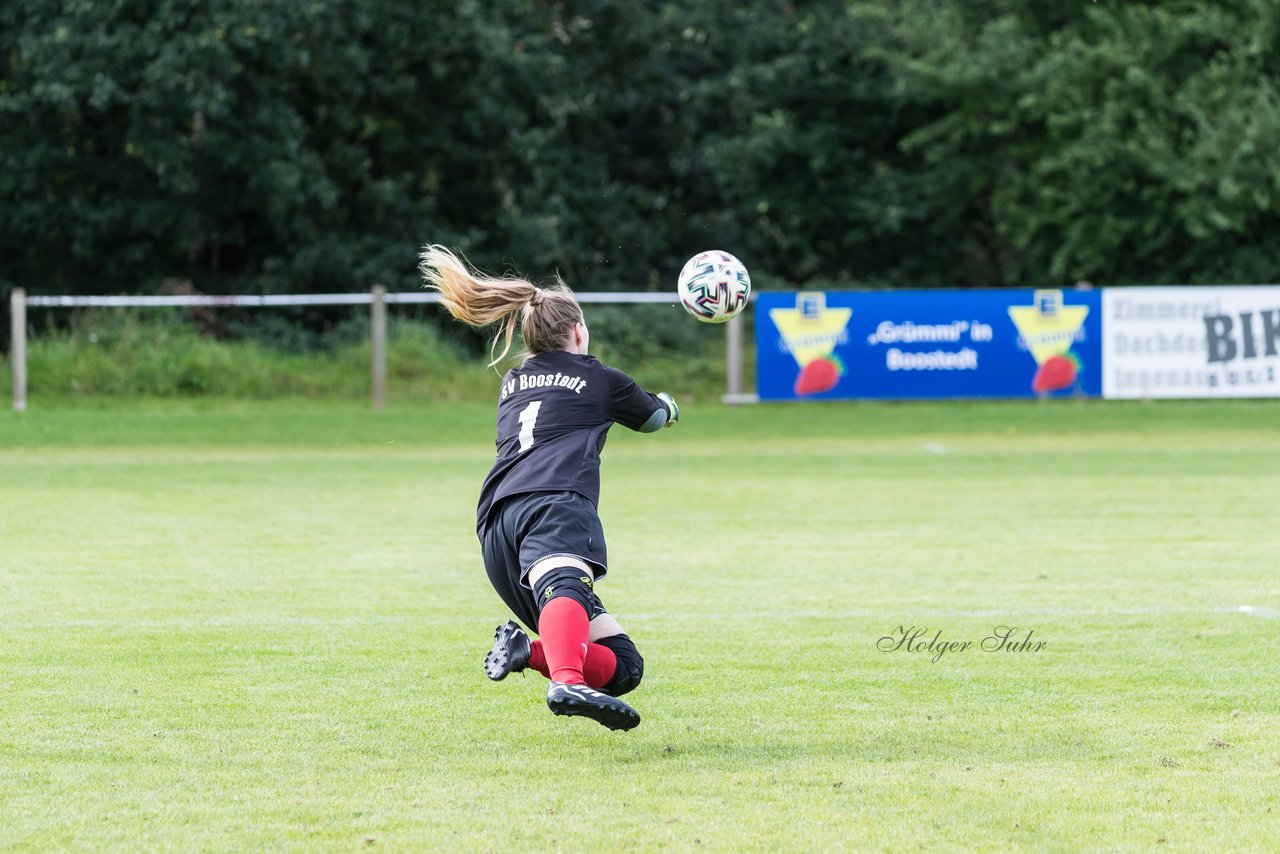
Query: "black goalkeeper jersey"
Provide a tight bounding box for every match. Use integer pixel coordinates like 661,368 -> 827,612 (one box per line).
475,351 -> 669,532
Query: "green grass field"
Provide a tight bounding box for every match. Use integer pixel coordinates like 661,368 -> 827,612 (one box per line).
2,398 -> 1278,851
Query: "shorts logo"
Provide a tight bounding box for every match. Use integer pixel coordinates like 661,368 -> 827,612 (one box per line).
540,574 -> 592,601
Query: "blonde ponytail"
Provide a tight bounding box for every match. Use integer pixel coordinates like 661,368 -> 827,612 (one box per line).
419,244 -> 583,367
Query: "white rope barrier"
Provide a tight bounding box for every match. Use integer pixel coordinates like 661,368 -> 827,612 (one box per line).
23,291 -> 681,308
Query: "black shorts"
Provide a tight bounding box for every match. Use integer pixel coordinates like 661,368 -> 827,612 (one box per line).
479,491 -> 609,633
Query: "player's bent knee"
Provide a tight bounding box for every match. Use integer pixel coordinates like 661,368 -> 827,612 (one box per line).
532,566 -> 595,616
596,633 -> 644,696
588,612 -> 625,642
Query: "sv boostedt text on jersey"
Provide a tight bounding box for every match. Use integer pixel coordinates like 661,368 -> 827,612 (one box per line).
501,372 -> 588,400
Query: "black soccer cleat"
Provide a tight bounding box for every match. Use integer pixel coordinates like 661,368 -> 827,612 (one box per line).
546,682 -> 641,731
483,620 -> 531,681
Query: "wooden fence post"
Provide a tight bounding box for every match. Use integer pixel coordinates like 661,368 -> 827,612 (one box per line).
11,288 -> 26,412
371,285 -> 387,410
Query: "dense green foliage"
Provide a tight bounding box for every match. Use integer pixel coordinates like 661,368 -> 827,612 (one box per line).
3,0 -> 1278,299
888,0 -> 1280,286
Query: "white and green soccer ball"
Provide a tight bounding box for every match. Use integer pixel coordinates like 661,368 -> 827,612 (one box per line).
677,250 -> 751,323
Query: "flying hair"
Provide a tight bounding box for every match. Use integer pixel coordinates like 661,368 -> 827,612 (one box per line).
418,245 -> 583,368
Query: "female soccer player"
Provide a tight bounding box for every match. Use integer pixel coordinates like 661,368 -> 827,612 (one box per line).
420,246 -> 679,731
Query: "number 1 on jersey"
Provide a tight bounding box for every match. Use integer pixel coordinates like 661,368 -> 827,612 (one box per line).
517,401 -> 542,452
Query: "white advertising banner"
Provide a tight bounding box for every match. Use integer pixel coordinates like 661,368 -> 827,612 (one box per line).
1103,286 -> 1280,398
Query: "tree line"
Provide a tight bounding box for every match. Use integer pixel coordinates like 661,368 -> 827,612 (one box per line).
3,0 -> 1278,299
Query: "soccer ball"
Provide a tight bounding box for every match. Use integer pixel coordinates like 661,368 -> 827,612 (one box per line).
677,250 -> 751,323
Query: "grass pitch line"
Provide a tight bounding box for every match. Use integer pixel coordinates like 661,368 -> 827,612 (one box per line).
1236,605 -> 1280,619
0,615 -> 427,629
4,606 -> 1276,630
636,605 -> 1274,619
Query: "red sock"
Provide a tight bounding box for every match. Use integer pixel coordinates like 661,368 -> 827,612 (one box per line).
583,643 -> 617,688
537,597 -> 589,684
528,641 -> 549,677
529,640 -> 616,689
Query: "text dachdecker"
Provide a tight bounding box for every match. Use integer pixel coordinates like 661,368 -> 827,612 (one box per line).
501,372 -> 587,400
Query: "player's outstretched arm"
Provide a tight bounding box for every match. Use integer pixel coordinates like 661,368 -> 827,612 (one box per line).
602,364 -> 679,433
634,391 -> 678,432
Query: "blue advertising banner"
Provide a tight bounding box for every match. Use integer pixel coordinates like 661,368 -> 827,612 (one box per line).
754,289 -> 1103,400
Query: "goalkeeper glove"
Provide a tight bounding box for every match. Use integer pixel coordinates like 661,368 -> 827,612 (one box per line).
656,392 -> 679,427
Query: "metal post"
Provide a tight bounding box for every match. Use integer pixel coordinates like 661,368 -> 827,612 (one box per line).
726,312 -> 742,398
720,310 -> 758,405
11,288 -> 26,412
371,285 -> 387,410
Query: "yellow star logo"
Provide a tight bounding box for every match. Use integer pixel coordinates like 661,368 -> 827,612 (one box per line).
1007,290 -> 1088,365
769,293 -> 853,368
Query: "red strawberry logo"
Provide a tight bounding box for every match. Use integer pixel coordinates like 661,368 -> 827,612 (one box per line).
1032,353 -> 1080,393
794,356 -> 842,396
